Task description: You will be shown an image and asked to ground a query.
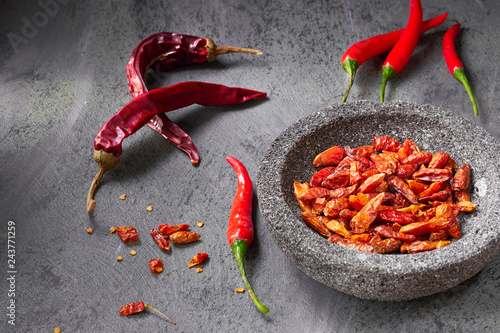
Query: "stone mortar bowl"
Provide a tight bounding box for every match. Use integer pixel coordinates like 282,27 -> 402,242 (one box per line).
257,100 -> 500,301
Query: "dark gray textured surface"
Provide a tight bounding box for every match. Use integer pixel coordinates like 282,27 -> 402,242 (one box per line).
257,101 -> 500,301
1,0 -> 500,332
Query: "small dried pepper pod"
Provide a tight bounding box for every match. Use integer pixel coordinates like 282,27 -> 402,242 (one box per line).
119,302 -> 175,324
149,259 -> 164,274
169,231 -> 200,244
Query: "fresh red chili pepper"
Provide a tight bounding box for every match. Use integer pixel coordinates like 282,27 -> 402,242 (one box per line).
341,12 -> 446,102
86,82 -> 266,213
127,32 -> 262,164
380,0 -> 423,102
226,156 -> 269,314
119,301 -> 175,324
442,24 -> 478,116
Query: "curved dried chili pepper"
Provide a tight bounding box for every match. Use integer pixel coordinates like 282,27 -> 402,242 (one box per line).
226,156 -> 269,314
341,12 -> 446,102
380,0 -> 423,102
442,24 -> 478,116
86,82 -> 266,213
127,32 -> 263,163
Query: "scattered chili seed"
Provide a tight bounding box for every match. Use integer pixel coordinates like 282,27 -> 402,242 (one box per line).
196,267 -> 203,274
117,256 -> 123,261
120,194 -> 127,200
294,136 -> 476,254
130,250 -> 137,256
86,228 -> 93,234
54,327 -> 61,333
110,227 -> 117,233
197,222 -> 204,227
235,287 -> 245,293
146,205 -> 153,212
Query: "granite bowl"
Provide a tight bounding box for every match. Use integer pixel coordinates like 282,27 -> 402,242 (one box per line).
257,100 -> 500,302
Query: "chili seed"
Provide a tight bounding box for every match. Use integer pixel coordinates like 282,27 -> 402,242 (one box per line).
116,256 -> 123,261
86,228 -> 93,234
156,267 -> 163,273
146,205 -> 153,212
197,222 -> 204,227
235,287 -> 245,293
110,227 -> 117,233
130,250 -> 137,256
120,194 -> 127,200
196,267 -> 203,274
54,328 -> 61,333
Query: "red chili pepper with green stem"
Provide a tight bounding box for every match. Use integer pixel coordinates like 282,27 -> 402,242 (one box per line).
86,82 -> 266,213
380,0 -> 423,102
127,32 -> 263,163
442,23 -> 478,116
226,156 -> 269,314
341,12 -> 447,103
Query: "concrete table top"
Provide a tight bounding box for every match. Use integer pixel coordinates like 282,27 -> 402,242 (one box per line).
1,0 -> 500,332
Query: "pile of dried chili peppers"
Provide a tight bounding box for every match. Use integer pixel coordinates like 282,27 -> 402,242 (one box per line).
87,33 -> 266,213
294,136 -> 476,254
341,0 -> 478,116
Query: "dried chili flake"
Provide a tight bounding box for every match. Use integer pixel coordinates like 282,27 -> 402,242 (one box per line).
188,253 -> 209,268
149,259 -> 163,274
116,226 -> 139,243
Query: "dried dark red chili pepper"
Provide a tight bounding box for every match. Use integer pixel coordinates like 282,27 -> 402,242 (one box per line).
86,82 -> 266,213
119,301 -> 175,324
341,12 -> 447,102
442,24 -> 478,116
127,32 -> 263,162
226,156 -> 269,314
380,0 -> 423,102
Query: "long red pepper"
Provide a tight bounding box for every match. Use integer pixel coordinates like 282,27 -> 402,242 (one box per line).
380,0 -> 423,102
127,32 -> 263,164
86,83 -> 266,213
442,23 -> 478,116
226,156 -> 269,314
341,12 -> 447,103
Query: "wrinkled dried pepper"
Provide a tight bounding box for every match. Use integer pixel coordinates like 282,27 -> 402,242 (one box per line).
126,32 -> 263,163
119,302 -> 175,324
86,82 -> 266,213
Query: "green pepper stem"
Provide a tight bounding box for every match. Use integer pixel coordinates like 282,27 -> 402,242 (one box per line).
454,67 -> 478,116
341,58 -> 359,103
381,65 -> 397,102
231,239 -> 269,314
86,150 -> 120,214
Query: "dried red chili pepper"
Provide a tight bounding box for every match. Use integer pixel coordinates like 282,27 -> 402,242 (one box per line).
380,0 -> 423,102
442,24 -> 478,116
158,223 -> 190,236
116,226 -> 139,243
149,259 -> 164,274
188,253 -> 209,268
428,152 -> 450,169
388,175 -> 418,204
452,163 -> 471,191
313,146 -> 345,167
341,13 -> 447,102
150,228 -> 171,251
373,136 -> 402,152
412,168 -> 452,182
309,167 -> 336,187
169,231 -> 200,244
350,192 -> 385,233
119,301 -> 175,324
293,181 -> 312,213
127,32 -> 264,162
226,156 -> 269,314
86,82 -> 266,213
